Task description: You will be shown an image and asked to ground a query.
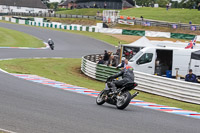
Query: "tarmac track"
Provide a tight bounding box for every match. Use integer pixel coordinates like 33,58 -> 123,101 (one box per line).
0,22 -> 199,133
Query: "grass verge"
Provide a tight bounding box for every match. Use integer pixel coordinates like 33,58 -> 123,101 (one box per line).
55,8 -> 200,24
0,27 -> 45,48
0,58 -> 199,112
120,7 -> 200,24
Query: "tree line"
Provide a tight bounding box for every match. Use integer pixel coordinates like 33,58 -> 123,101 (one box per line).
136,0 -> 200,8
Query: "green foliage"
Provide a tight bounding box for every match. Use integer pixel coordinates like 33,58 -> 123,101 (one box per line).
136,0 -> 170,7
47,2 -> 58,10
136,0 -> 200,8
57,8 -> 68,11
156,0 -> 169,7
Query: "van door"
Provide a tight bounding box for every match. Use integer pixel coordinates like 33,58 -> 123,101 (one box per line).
172,50 -> 191,76
129,48 -> 156,74
190,59 -> 200,76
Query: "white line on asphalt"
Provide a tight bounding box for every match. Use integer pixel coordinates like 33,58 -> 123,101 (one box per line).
0,128 -> 17,133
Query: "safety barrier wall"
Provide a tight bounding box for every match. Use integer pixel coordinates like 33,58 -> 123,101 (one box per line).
81,54 -> 200,104
0,16 -> 198,40
6,12 -> 103,21
3,12 -> 200,31
118,18 -> 200,31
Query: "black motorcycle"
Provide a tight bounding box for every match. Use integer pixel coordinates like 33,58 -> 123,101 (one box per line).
49,44 -> 54,50
96,80 -> 139,110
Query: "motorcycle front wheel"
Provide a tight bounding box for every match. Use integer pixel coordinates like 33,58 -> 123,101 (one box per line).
96,90 -> 106,105
116,91 -> 131,110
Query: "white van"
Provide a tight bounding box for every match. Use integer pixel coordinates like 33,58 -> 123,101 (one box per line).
128,47 -> 200,77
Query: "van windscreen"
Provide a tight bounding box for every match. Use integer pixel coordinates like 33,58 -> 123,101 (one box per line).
129,51 -> 143,62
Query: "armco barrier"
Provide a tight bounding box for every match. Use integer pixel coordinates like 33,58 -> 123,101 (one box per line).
81,54 -> 200,104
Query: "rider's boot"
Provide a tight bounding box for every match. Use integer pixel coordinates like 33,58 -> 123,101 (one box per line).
103,90 -> 110,100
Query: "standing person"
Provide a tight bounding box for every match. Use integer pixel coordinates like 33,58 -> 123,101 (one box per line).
166,3 -> 169,11
48,38 -> 54,50
107,55 -> 117,67
103,50 -> 109,64
117,58 -> 128,69
198,3 -> 200,11
124,59 -> 129,69
117,57 -> 125,69
104,2 -> 107,9
140,16 -> 144,21
185,69 -> 197,83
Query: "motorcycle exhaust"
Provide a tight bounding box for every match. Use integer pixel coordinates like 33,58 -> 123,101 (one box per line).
131,92 -> 139,99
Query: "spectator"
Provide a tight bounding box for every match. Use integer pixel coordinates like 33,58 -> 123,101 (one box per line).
197,77 -> 200,83
117,57 -> 126,69
97,10 -> 100,16
185,69 -> 197,83
198,3 -> 200,11
108,51 -> 112,59
107,55 -> 117,67
104,2 -> 107,9
166,3 -> 169,11
140,16 -> 144,21
124,59 -> 129,69
117,58 -> 129,69
103,50 -> 109,64
98,56 -> 104,64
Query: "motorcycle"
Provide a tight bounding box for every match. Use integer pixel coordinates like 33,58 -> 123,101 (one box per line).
49,44 -> 54,50
96,79 -> 139,110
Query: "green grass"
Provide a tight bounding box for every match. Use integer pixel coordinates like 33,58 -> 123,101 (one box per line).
120,7 -> 200,24
56,8 -> 107,16
56,7 -> 200,24
0,58 -> 199,112
0,27 -> 45,48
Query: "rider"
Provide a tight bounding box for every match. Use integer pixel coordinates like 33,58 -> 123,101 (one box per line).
48,38 -> 54,50
105,66 -> 135,94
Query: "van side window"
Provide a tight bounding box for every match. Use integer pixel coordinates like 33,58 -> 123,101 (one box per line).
137,53 -> 153,65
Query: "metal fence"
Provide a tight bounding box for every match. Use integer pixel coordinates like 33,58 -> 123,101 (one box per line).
6,12 -> 103,20
118,18 -> 200,31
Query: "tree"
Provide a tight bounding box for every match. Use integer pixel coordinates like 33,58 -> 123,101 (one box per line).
47,2 -> 59,10
156,0 -> 169,7
179,0 -> 200,8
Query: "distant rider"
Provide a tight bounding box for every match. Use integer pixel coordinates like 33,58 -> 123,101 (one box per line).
48,38 -> 54,50
105,66 -> 135,94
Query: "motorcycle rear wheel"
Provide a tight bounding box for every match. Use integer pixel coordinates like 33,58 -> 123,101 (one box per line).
96,90 -> 106,105
116,91 -> 131,110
